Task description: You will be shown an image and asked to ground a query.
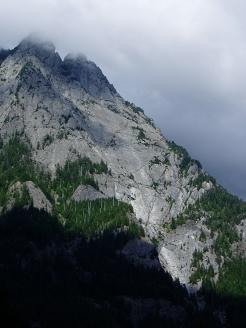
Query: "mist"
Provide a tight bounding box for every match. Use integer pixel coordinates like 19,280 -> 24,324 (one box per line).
1,0 -> 246,198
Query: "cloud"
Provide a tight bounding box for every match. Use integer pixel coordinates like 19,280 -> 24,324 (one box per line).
0,0 -> 246,198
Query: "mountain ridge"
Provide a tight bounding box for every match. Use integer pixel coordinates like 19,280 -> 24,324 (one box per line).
0,36 -> 245,291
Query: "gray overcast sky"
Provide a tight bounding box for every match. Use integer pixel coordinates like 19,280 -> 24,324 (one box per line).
1,0 -> 246,199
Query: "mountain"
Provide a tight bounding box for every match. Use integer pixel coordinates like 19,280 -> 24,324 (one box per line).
0,35 -> 245,327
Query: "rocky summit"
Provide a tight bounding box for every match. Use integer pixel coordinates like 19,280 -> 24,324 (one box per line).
0,36 -> 245,327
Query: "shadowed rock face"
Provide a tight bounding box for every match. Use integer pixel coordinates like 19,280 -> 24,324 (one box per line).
62,54 -> 118,100
16,35 -> 62,68
14,35 -> 118,100
0,49 -> 14,65
0,207 -> 208,327
0,36 -> 244,287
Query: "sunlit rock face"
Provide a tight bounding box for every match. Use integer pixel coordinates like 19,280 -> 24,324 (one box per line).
0,36 -> 220,285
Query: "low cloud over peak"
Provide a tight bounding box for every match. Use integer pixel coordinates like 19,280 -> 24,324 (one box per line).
1,0 -> 246,198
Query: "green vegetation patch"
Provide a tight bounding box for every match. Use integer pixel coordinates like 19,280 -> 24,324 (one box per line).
54,157 -> 108,200
216,257 -> 246,297
0,135 -> 34,205
125,101 -> 156,127
62,198 -> 144,239
172,187 -> 246,258
189,250 -> 215,285
0,135 -> 52,205
125,100 -> 144,114
0,136 -> 143,240
167,140 -> 202,176
191,173 -> 216,189
132,126 -> 148,143
190,264 -> 215,285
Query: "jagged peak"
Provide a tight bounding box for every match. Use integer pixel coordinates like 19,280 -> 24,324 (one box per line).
62,52 -> 118,99
17,33 -> 56,53
64,53 -> 88,63
14,34 -> 62,69
2,35 -> 118,100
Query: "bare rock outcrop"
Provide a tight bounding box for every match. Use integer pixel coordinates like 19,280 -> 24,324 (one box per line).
7,181 -> 52,213
0,36 -> 231,286
72,184 -> 106,202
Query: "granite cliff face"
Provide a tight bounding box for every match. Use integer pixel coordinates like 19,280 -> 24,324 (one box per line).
0,36 -> 245,287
